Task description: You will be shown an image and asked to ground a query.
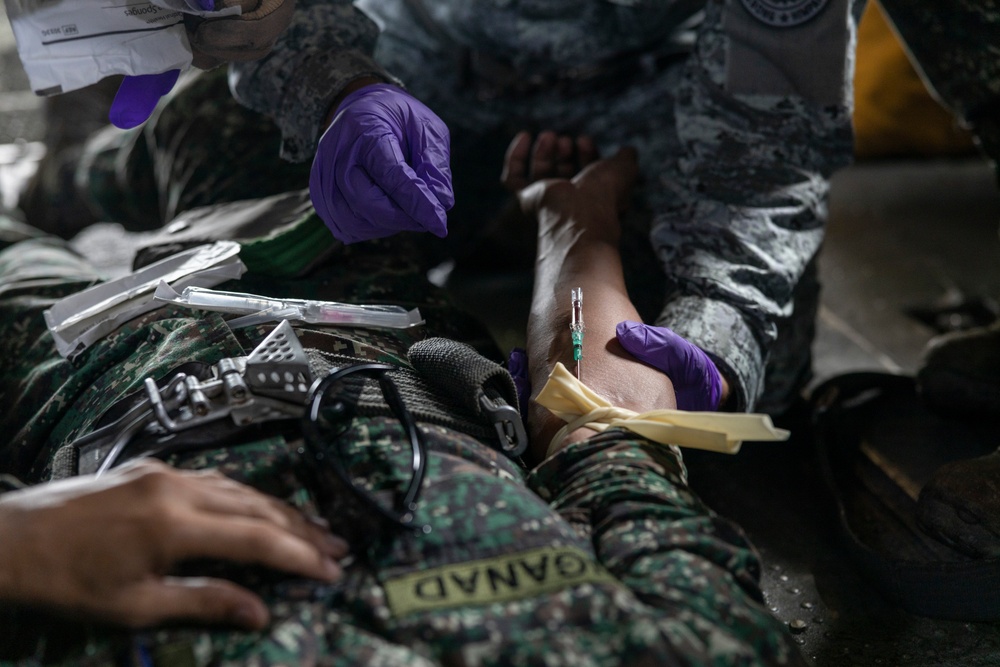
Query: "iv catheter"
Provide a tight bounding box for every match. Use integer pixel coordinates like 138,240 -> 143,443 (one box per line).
570,288 -> 584,380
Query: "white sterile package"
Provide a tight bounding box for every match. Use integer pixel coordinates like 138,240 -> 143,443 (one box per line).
44,241 -> 246,359
3,0 -> 235,95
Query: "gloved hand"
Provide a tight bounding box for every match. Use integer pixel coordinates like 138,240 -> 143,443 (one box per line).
107,0 -> 211,129
309,83 -> 453,244
109,69 -> 181,129
183,0 -> 296,69
616,320 -> 724,412
507,347 -> 531,423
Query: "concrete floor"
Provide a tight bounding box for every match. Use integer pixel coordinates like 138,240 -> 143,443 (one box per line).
2,4 -> 999,664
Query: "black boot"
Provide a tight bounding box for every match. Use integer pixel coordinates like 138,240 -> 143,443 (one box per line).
916,321 -> 1000,557
917,320 -> 1000,420
917,448 -> 1000,558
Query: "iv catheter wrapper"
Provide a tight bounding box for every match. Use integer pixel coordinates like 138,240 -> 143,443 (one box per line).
154,283 -> 425,330
3,0 -> 236,95
44,241 -> 246,359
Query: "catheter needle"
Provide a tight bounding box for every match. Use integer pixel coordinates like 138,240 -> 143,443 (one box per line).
570,288 -> 584,380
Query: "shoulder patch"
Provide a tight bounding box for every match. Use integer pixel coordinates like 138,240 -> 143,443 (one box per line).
738,0 -> 830,27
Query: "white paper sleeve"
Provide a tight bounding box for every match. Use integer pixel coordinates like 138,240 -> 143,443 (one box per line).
4,0 -> 194,95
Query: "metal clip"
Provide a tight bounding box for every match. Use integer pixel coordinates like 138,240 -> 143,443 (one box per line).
90,324 -> 316,475
477,390 -> 528,457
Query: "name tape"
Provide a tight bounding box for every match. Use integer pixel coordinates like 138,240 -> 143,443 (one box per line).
383,545 -> 616,616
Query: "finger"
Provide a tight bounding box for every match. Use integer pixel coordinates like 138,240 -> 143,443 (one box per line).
109,70 -> 180,130
616,320 -> 722,411
501,131 -> 533,192
186,481 -> 349,559
118,577 -> 269,630
554,135 -> 576,178
408,120 -> 454,210
616,320 -> 675,371
357,136 -> 448,237
576,135 -> 599,167
529,131 -> 558,181
169,514 -> 344,583
348,164 -> 448,238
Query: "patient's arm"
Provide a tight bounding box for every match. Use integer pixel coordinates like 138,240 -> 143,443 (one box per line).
506,132 -> 677,463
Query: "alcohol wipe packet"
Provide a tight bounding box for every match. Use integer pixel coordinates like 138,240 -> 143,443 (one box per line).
3,0 -> 233,95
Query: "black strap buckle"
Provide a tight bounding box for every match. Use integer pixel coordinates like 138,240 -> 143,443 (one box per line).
478,390 -> 528,457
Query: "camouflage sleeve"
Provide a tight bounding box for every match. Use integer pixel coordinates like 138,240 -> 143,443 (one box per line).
527,430 -> 808,666
228,0 -> 401,163
877,0 -> 1000,161
651,0 -> 856,410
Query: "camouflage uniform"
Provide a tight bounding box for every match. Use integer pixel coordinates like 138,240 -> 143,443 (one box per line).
0,65 -> 808,666
70,1 -> 1000,414
222,0 -> 858,414
0,228 -> 812,666
876,0 -> 1000,172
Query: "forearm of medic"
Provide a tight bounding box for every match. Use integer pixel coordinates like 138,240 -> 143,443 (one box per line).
228,0 -> 397,163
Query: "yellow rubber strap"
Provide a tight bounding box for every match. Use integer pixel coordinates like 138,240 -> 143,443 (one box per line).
535,363 -> 790,457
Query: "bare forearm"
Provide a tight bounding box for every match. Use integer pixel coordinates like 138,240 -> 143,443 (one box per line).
0,506 -> 18,603
525,203 -> 676,462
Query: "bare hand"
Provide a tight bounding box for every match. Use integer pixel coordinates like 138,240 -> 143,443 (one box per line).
0,460 -> 347,629
504,131 -> 638,233
501,130 -> 598,193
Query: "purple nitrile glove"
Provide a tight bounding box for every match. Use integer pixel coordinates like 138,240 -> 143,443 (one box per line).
309,83 -> 453,244
187,0 -> 214,9
109,69 -> 181,129
616,320 -> 724,412
507,347 -> 531,426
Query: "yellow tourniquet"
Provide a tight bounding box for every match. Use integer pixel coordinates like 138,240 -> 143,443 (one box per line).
536,363 -> 790,457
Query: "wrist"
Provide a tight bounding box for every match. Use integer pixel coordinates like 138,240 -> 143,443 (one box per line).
323,76 -> 389,128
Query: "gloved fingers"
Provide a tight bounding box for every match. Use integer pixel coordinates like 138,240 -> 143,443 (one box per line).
313,157 -> 446,244
357,134 -> 449,237
310,83 -> 453,243
413,145 -> 454,211
345,164 -> 448,239
109,69 -> 181,129
506,347 -> 531,424
616,320 -> 682,369
403,117 -> 454,210
616,320 -> 723,412
153,0 -> 216,12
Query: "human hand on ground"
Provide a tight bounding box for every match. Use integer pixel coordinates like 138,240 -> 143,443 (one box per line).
310,83 -> 454,244
0,459 -> 347,629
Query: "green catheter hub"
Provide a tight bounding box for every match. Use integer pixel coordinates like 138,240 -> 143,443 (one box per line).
570,287 -> 584,379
